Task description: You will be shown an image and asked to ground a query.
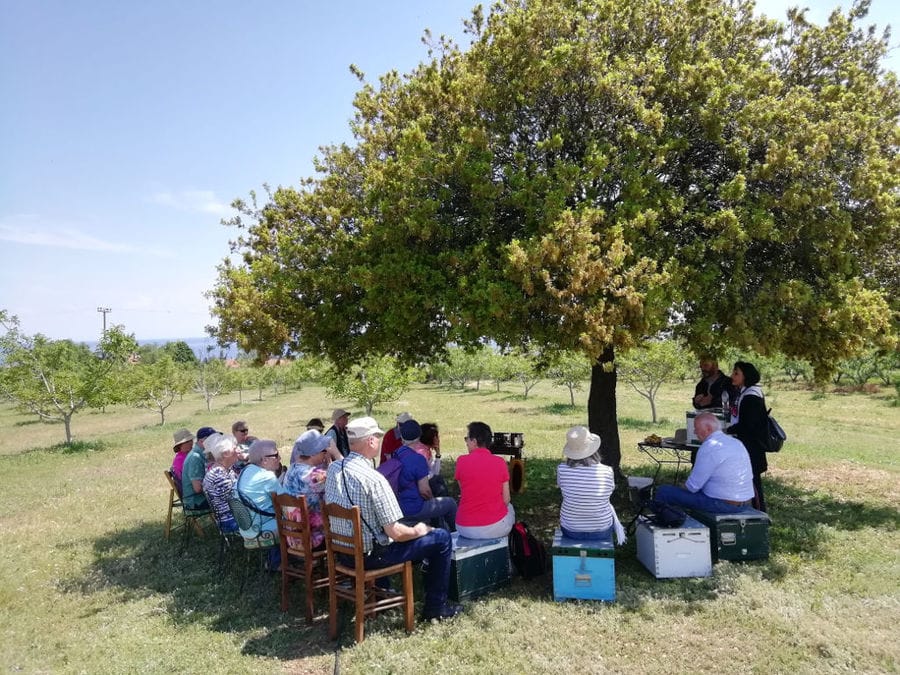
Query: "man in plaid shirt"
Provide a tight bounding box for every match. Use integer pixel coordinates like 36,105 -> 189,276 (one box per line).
325,416 -> 462,622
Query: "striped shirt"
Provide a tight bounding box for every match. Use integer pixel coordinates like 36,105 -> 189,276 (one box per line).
557,463 -> 615,533
325,452 -> 403,553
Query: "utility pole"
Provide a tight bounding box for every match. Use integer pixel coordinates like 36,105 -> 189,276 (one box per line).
97,306 -> 111,334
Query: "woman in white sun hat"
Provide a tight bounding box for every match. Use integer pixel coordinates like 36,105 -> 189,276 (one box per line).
557,426 -> 625,544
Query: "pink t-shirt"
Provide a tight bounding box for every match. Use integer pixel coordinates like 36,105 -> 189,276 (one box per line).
171,451 -> 189,484
455,447 -> 510,526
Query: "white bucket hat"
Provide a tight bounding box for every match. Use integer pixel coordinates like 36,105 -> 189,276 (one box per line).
563,425 -> 601,460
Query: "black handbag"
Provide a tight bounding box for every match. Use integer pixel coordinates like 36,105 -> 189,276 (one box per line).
767,409 -> 787,453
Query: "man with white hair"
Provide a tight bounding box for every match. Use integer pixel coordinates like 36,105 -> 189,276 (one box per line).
655,412 -> 755,513
325,416 -> 462,622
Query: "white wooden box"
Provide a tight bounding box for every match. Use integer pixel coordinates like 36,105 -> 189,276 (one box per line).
636,515 -> 712,578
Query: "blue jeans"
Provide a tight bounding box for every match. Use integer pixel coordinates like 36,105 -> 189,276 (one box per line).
561,525 -> 612,540
654,485 -> 749,514
363,528 -> 453,612
405,497 -> 457,532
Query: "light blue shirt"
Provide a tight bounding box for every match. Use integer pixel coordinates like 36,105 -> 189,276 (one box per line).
233,464 -> 285,537
685,431 -> 755,501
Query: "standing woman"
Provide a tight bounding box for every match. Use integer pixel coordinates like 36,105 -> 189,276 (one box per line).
725,361 -> 769,512
455,421 -> 515,539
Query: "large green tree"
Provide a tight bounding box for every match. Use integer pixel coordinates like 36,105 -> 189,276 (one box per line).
210,0 -> 898,471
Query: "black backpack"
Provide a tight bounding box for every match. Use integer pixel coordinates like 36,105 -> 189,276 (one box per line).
508,521 -> 548,578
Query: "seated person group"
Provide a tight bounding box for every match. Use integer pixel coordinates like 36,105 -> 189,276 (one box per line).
168,393 -> 751,619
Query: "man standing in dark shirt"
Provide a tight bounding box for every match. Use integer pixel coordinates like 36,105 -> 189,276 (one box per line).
692,358 -> 733,409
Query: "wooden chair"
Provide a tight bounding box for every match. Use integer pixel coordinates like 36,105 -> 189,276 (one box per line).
322,502 -> 414,643
227,495 -> 278,592
164,470 -> 209,544
271,492 -> 329,622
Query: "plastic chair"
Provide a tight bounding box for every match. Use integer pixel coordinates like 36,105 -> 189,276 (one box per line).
164,470 -> 209,545
271,492 -> 329,622
322,502 -> 414,643
226,495 -> 278,592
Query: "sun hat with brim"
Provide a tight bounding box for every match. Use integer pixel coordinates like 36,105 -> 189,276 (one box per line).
346,416 -> 385,441
291,430 -> 331,460
172,428 -> 194,448
331,408 -> 352,422
563,425 -> 602,460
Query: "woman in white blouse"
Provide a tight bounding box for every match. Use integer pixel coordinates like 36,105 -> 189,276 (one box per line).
557,426 -> 624,543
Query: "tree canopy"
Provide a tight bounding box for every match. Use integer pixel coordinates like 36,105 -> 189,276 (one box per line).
210,0 -> 898,464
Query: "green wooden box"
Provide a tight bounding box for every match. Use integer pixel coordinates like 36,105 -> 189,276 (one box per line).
448,534 -> 511,602
690,508 -> 771,561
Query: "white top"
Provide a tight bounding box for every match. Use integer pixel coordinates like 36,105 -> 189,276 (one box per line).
557,463 -> 616,533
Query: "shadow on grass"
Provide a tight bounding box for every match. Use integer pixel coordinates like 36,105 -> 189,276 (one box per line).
14,439 -> 110,456
505,457 -> 900,606
65,520 -> 337,662
69,456 -> 899,658
536,402 -> 579,415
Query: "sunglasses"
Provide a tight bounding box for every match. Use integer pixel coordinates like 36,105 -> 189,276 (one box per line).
236,428 -> 249,433
264,453 -> 279,459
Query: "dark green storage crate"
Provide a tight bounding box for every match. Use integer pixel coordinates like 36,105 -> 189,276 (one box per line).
690,508 -> 771,561
448,535 -> 510,601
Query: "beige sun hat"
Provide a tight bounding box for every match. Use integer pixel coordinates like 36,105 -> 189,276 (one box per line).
346,416 -> 386,441
172,428 -> 194,448
563,425 -> 602,460
331,408 -> 352,422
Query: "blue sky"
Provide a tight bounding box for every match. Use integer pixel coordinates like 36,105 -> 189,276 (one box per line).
2,1 -> 897,342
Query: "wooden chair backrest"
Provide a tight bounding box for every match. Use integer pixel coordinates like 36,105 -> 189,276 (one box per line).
322,501 -> 365,570
272,492 -> 312,556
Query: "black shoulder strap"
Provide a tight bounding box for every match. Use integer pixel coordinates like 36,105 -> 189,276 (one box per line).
236,468 -> 276,517
340,459 -> 383,543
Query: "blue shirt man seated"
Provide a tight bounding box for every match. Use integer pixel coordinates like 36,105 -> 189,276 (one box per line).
324,416 -> 462,622
394,419 -> 457,532
655,412 -> 755,513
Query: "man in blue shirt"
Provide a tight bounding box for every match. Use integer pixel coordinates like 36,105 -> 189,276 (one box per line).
393,420 -> 457,531
655,412 -> 755,513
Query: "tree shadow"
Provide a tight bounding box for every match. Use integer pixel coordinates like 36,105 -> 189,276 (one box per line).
62,521 -> 337,662
503,457 -> 900,608
65,456 -> 899,658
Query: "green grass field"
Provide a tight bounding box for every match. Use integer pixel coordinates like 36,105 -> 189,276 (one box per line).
1,379 -> 898,674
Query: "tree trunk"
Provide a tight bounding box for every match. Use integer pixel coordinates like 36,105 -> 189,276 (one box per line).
569,385 -> 576,407
588,345 -> 621,475
63,414 -> 73,445
159,408 -> 166,425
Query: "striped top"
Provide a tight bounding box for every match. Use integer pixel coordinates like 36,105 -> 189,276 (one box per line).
557,463 -> 615,533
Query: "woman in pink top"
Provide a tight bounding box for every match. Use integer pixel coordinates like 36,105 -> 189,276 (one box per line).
454,421 -> 515,539
170,428 -> 195,486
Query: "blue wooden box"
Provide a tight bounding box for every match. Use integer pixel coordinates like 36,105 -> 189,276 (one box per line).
449,534 -> 511,602
551,528 -> 615,602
